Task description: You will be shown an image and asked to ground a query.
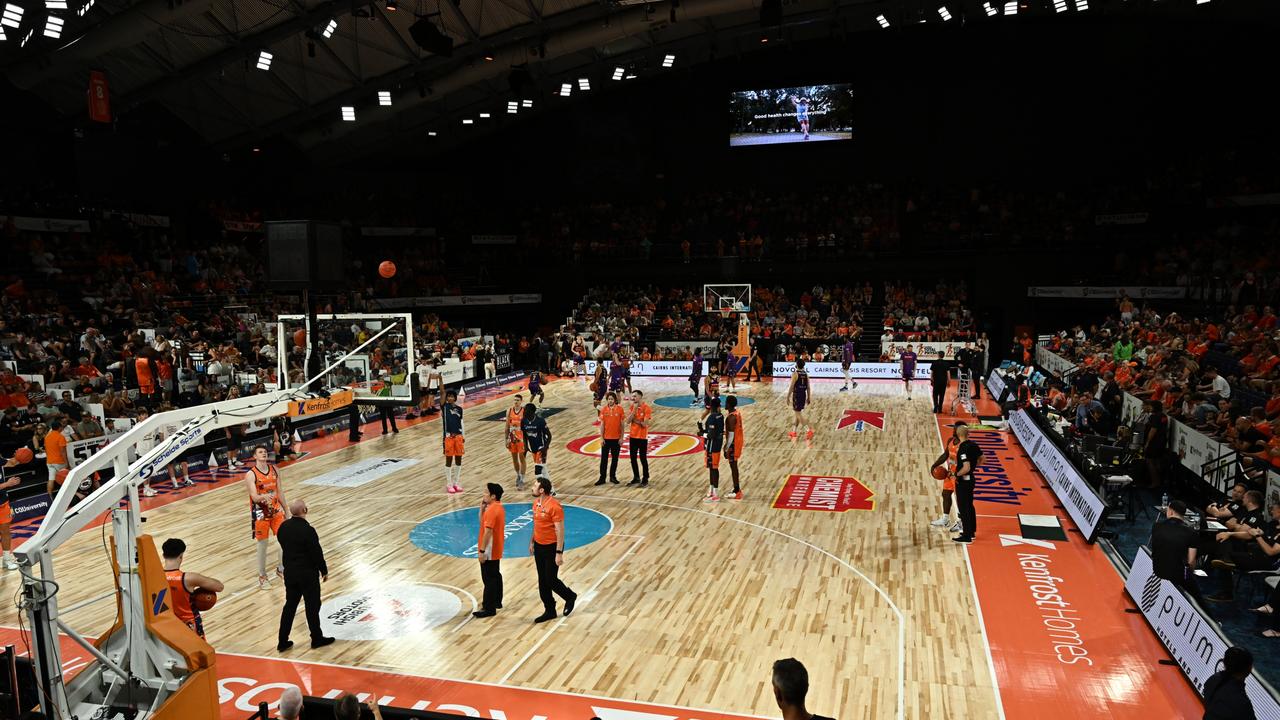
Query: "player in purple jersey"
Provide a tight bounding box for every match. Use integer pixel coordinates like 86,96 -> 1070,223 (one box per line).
689,349 -> 704,406
527,370 -> 544,404
839,339 -> 859,392
608,359 -> 627,395
788,358 -> 813,442
900,344 -> 918,400
723,348 -> 738,393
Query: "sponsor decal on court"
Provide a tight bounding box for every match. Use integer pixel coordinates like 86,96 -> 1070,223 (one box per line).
653,395 -> 756,410
302,457 -> 421,488
967,429 -> 1034,508
319,584 -> 461,641
2,626 -> 770,720
565,431 -> 704,458
835,409 -> 885,432
409,502 -> 613,558
772,474 -> 874,512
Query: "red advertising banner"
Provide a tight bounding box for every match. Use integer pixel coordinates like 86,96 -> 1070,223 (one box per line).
771,474 -> 875,512
88,71 -> 111,123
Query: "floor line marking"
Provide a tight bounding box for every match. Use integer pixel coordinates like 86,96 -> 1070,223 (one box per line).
569,494 -> 906,720
934,414 -> 1005,719
497,535 -> 645,685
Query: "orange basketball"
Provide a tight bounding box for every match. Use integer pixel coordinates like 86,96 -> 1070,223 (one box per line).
378,260 -> 396,278
191,589 -> 217,611
55,468 -> 70,485
293,329 -> 306,349
13,447 -> 33,464
930,466 -> 949,481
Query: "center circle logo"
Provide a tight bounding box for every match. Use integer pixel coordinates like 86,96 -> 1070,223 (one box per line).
565,431 -> 704,458
409,502 -> 612,558
319,584 -> 461,640
653,395 -> 756,410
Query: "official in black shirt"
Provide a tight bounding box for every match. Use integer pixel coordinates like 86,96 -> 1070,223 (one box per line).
930,351 -> 951,414
1150,500 -> 1202,603
771,659 -> 836,720
1208,490 -> 1269,602
1202,648 -> 1257,720
276,500 -> 335,651
952,424 -> 983,543
1206,482 -> 1247,525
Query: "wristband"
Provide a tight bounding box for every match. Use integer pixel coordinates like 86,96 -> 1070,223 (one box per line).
556,550 -> 564,554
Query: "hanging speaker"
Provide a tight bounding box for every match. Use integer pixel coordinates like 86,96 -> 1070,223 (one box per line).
410,18 -> 454,56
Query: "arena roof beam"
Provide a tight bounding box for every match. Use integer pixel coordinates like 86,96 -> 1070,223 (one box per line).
441,0 -> 481,42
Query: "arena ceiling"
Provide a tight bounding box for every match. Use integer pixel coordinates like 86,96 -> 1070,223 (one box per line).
0,0 -> 1256,162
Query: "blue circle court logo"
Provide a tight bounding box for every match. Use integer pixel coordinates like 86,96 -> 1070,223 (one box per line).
653,394 -> 756,410
409,503 -> 613,558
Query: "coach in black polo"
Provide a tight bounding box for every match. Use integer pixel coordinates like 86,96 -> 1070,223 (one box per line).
952,424 -> 983,544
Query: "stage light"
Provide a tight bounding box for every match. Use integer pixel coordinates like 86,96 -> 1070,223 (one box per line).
937,6 -> 951,21
625,73 -> 636,80
378,90 -> 392,106
662,54 -> 675,67
341,106 -> 356,121
1196,0 -> 1209,3
428,131 -> 437,136
982,2 -> 997,16
1,4 -> 23,28
385,0 -> 396,10
1003,1 -> 1017,15
578,78 -> 590,91
507,101 -> 518,114
1053,0 -> 1066,11
522,99 -> 533,107
483,49 -> 495,61
47,0 -> 68,9
479,112 -> 490,118
322,18 -> 337,37
612,67 -> 624,81
559,82 -> 571,97
875,14 -> 889,28
43,16 -> 64,39
462,118 -> 474,124
256,50 -> 273,70
1075,0 -> 1088,9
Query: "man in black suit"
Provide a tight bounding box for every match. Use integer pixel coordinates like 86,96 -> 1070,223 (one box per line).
930,351 -> 951,414
277,499 -> 335,651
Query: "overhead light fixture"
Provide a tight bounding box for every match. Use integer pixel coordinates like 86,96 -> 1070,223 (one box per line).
1,4 -> 24,28
522,99 -> 533,107
256,50 -> 273,70
20,26 -> 32,46
876,14 -> 889,28
559,82 -> 572,97
462,118 -> 474,124
341,106 -> 356,121
1196,0 -> 1209,3
78,0 -> 94,14
378,90 -> 392,106
1074,0 -> 1088,8
982,2 -> 997,16
1053,0 -> 1067,11
483,49 -> 495,62
759,35 -> 768,43
322,18 -> 338,38
46,0 -> 68,9
578,78 -> 590,91
612,67 -> 624,81
479,112 -> 490,118
1004,1 -> 1017,14
507,101 -> 518,114
385,0 -> 396,10
662,54 -> 675,68
43,16 -> 64,39
0,27 -> 5,41
427,131 -> 437,136
625,73 -> 636,80
937,6 -> 951,21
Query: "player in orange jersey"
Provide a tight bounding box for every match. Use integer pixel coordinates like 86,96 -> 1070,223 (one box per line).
162,538 -> 224,638
723,395 -> 745,500
929,421 -> 964,533
244,445 -> 291,589
506,394 -> 527,489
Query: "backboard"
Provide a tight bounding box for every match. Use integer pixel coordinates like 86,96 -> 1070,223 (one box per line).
703,284 -> 752,314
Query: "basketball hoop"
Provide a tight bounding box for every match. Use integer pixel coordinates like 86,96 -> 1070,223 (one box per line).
719,308 -> 732,321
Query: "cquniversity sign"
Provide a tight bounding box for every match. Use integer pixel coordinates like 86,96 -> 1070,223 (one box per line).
967,429 -> 1034,507
409,503 -> 612,558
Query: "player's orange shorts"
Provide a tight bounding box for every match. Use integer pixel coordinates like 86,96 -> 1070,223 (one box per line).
444,434 -> 465,457
726,443 -> 743,461
508,438 -> 525,455
705,451 -> 721,470
0,501 -> 11,525
531,449 -> 546,464
943,477 -> 956,492
253,510 -> 285,541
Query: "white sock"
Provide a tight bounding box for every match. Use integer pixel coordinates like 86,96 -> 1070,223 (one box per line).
452,465 -> 462,487
444,465 -> 453,489
256,541 -> 267,577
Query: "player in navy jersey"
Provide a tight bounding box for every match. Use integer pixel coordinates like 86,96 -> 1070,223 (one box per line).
900,344 -> 918,400
702,398 -> 725,503
689,349 -> 704,406
441,390 -> 465,493
839,339 -> 858,392
521,403 -> 553,480
788,358 -> 813,442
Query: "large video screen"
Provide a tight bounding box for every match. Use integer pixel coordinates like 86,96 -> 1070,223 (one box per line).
728,84 -> 853,147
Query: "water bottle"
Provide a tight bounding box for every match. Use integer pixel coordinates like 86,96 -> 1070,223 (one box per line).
1160,492 -> 1169,510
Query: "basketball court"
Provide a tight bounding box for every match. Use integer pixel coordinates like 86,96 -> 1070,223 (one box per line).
0,372 -> 1202,719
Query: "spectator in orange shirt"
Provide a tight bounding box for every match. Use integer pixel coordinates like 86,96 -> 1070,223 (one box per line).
596,392 -> 625,486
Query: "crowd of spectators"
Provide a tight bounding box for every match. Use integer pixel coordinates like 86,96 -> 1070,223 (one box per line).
880,280 -> 976,342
